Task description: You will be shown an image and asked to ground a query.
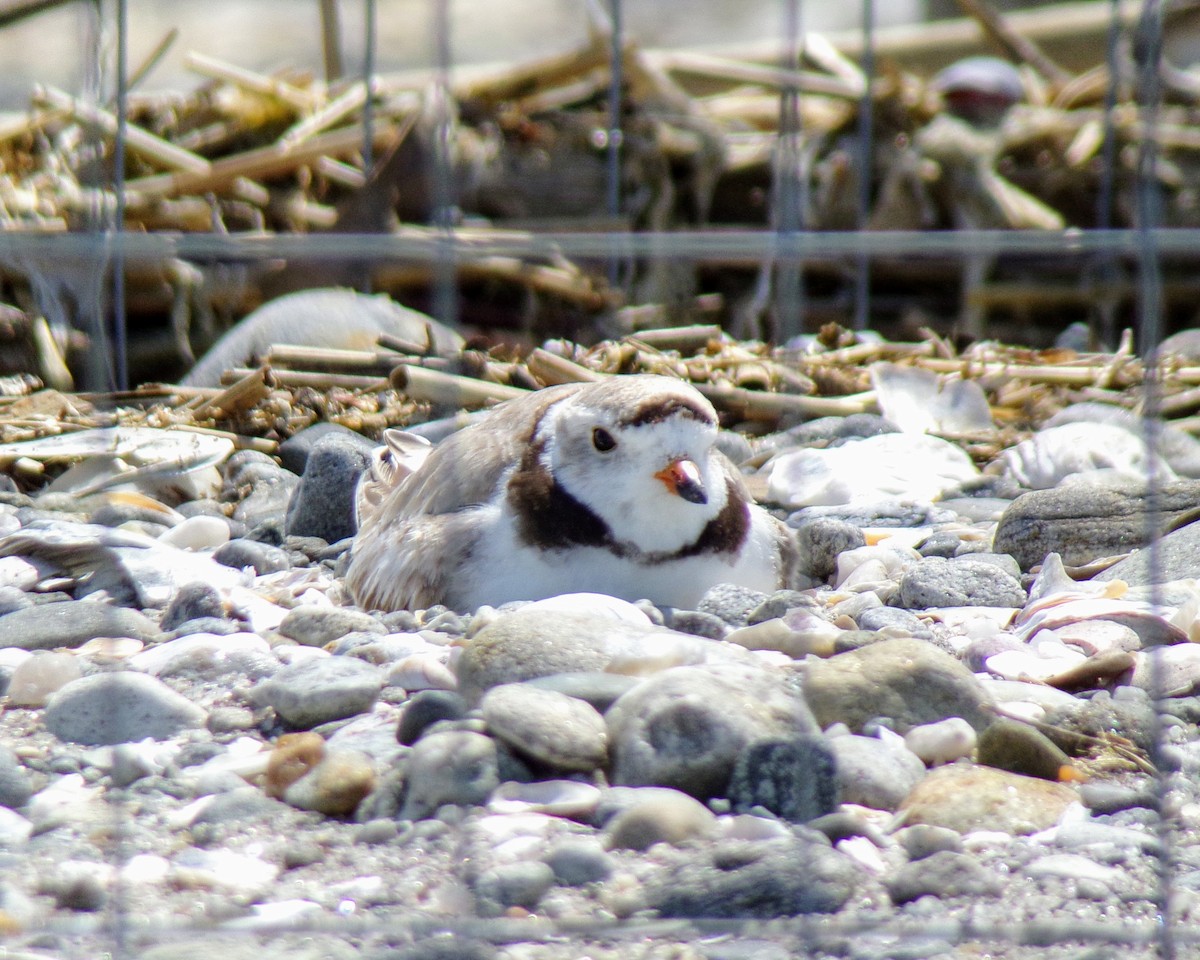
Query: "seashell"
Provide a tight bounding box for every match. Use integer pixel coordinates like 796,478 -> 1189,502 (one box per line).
717,814 -> 792,841
767,433 -> 980,507
870,361 -> 994,435
488,779 -> 602,819
7,650 -> 82,706
835,544 -> 919,588
985,646 -> 1087,682
1001,423 -> 1175,491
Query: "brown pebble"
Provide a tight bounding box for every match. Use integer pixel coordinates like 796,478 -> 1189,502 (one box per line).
264,731 -> 325,798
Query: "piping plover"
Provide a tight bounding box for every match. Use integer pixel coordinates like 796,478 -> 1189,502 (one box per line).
346,375 -> 800,612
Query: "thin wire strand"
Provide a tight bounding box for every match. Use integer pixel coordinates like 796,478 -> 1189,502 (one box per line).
774,0 -> 804,342
361,0 -> 377,174
111,0 -> 128,391
852,0 -> 874,331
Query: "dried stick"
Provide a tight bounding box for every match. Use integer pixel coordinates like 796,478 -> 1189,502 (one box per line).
390,365 -> 528,407
184,51 -> 317,113
526,348 -> 604,386
953,0 -> 1072,88
189,365 -> 272,419
626,324 -> 724,354
38,86 -> 211,174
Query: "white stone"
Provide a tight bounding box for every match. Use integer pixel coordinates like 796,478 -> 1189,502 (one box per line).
1001,422 -> 1175,490
128,631 -> 270,676
1025,853 -> 1123,885
521,593 -> 653,626
903,717 -> 977,766
0,555 -> 41,590
158,514 -> 231,550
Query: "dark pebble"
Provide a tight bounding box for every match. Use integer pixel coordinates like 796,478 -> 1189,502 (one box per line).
213,538 -> 292,575
397,690 -> 469,746
660,608 -> 729,640
284,432 -> 372,542
160,582 -> 225,632
278,422 -> 376,477
792,518 -> 866,581
726,735 -> 840,823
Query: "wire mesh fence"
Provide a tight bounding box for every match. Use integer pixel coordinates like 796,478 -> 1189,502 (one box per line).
3,0 -> 1200,958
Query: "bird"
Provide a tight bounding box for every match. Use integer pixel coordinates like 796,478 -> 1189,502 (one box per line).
345,374 -> 800,612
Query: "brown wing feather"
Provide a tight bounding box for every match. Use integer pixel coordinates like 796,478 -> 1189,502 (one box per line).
346,383 -> 582,610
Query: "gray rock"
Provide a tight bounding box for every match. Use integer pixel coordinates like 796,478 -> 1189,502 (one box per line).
602,787 -> 716,850
886,850 -> 1002,904
160,583 -> 224,632
827,733 -> 926,811
895,824 -> 964,861
697,583 -> 769,627
642,835 -> 859,918
0,584 -> 33,616
44,671 -> 207,745
803,636 -> 994,734
855,606 -> 932,639
224,452 -> 299,531
660,608 -> 730,640
607,662 -> 819,800
396,689 -> 468,746
285,432 -> 373,543
897,557 -> 1026,609
213,538 -> 291,575
473,860 -> 555,914
521,672 -> 640,714
726,735 -> 839,823
544,840 -> 614,886
455,610 -> 626,704
792,518 -> 865,581
1096,518 -> 1200,586
400,730 -> 498,820
0,601 -> 159,651
747,590 -> 813,625
1080,782 -> 1158,814
993,481 -> 1200,571
252,656 -> 383,729
277,606 -> 385,647
278,422 -> 377,477
480,683 -> 608,773
0,743 -> 33,808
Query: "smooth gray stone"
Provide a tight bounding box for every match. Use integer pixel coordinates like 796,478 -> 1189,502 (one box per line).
252,656 -> 383,729
1095,519 -> 1200,586
994,481 -> 1200,571
278,422 -> 376,476
897,556 -> 1026,609
277,606 -> 385,647
160,582 -> 224,632
0,601 -> 159,651
803,636 -> 994,734
697,583 -> 769,628
642,835 -> 860,918
480,683 -> 608,772
792,518 -> 865,581
0,744 -> 33,808
399,730 -> 498,820
886,850 -> 1002,904
472,860 -> 555,915
521,671 -> 640,714
213,538 -> 291,575
607,662 -> 819,800
284,432 -> 373,543
544,840 -> 614,886
827,733 -> 925,812
396,689 -> 468,746
44,672 -> 206,745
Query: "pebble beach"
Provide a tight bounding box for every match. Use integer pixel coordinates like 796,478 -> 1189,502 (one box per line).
0,338 -> 1196,960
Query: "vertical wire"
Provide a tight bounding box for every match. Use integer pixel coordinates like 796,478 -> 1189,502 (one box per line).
111,0 -> 127,390
1094,0 -> 1123,349
605,0 -> 624,292
361,0 -> 377,174
1131,2 -> 1174,958
431,0 -> 457,328
774,0 -> 804,342
852,0 -> 874,331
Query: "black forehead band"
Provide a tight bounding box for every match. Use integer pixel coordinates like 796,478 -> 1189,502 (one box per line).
617,396 -> 715,429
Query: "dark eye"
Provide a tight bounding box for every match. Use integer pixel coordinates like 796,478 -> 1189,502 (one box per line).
592,427 -> 616,452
